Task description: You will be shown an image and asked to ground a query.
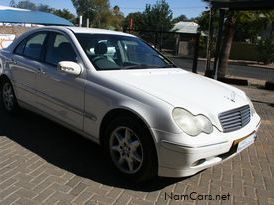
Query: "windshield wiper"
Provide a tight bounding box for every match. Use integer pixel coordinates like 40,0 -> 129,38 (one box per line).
159,64 -> 177,68
122,64 -> 159,69
152,54 -> 177,68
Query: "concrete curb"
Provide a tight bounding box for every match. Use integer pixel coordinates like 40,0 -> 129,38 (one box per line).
221,77 -> 274,91
265,81 -> 274,90
218,77 -> 248,86
168,55 -> 274,71
201,74 -> 270,90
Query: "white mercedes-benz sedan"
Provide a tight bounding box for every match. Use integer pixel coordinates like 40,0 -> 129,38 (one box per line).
0,27 -> 261,182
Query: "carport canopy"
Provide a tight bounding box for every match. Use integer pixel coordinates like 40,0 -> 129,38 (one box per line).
0,6 -> 73,26
210,0 -> 274,10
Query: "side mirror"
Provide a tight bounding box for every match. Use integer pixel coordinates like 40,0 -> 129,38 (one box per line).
57,61 -> 82,76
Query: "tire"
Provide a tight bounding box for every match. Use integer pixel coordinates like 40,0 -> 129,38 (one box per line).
104,115 -> 158,183
1,79 -> 19,114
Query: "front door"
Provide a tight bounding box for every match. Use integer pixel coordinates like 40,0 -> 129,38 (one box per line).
36,32 -> 85,131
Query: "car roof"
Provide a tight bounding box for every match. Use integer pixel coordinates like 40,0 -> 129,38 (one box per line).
66,26 -> 135,37
31,26 -> 135,37
5,26 -> 136,52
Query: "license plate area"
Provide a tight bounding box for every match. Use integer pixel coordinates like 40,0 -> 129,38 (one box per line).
234,133 -> 256,153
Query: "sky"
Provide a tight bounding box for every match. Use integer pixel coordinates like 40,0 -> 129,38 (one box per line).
0,0 -> 208,18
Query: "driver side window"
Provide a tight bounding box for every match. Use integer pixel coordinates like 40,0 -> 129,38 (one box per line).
45,33 -> 77,66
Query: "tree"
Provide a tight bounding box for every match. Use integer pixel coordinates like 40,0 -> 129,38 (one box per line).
198,2 -> 274,77
123,12 -> 144,31
217,10 -> 236,77
53,9 -> 76,21
142,0 -> 173,32
172,14 -> 188,23
196,10 -> 218,32
109,5 -> 124,30
218,10 -> 274,76
124,1 -> 173,32
71,0 -> 95,26
123,1 -> 173,49
234,11 -> 274,42
16,1 -> 54,12
113,5 -> 121,16
9,0 -> 17,7
257,36 -> 274,64
14,0 -> 76,22
36,4 -> 53,13
71,0 -> 111,28
16,0 -> 36,10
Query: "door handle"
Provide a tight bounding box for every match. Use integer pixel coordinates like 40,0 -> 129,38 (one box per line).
37,67 -> 46,75
40,69 -> 46,75
9,58 -> 17,64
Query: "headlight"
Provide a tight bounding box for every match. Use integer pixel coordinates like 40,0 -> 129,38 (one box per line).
172,108 -> 213,136
246,96 -> 255,116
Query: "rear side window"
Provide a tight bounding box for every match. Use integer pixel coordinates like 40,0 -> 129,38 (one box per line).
23,33 -> 47,60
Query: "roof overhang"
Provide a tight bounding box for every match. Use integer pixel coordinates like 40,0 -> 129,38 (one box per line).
209,0 -> 274,10
0,6 -> 73,26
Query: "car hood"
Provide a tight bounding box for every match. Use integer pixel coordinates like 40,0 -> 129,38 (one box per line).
101,68 -> 248,127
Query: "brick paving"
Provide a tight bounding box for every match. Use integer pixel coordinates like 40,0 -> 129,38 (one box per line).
0,86 -> 273,205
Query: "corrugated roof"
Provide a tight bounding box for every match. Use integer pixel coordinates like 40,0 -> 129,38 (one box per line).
0,6 -> 73,26
171,21 -> 199,34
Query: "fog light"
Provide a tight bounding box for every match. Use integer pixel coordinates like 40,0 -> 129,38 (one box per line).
192,158 -> 206,167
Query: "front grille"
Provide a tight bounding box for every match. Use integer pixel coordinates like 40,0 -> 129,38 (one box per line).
219,105 -> 250,133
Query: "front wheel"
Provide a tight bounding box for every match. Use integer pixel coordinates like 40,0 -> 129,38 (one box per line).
1,79 -> 19,113
104,116 -> 158,182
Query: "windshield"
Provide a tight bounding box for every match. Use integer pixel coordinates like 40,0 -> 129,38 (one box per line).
75,33 -> 175,70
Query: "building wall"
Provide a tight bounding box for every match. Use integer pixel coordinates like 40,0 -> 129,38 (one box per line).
0,26 -> 32,37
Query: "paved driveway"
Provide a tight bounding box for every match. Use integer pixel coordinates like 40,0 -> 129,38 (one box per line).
0,86 -> 273,205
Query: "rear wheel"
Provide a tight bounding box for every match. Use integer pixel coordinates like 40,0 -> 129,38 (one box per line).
104,116 -> 157,182
1,79 -> 19,113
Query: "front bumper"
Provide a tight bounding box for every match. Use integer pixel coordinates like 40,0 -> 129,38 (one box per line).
152,113 -> 261,178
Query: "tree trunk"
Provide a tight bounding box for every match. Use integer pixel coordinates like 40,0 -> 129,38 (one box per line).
205,9 -> 214,77
218,11 -> 236,78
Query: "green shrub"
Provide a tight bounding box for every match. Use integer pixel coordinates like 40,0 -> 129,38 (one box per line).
256,37 -> 274,64
230,42 -> 258,61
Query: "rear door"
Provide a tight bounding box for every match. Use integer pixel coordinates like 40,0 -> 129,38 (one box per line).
10,32 -> 48,106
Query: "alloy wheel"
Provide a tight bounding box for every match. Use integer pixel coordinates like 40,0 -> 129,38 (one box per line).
2,82 -> 15,111
109,127 -> 144,174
